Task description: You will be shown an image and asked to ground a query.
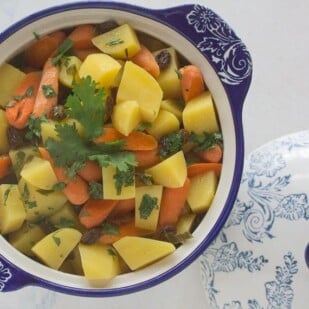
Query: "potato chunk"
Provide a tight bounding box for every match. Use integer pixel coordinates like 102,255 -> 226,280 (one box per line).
146,109 -> 180,140
59,55 -> 81,87
154,47 -> 182,99
146,151 -> 187,188
92,24 -> 141,59
116,61 -> 163,122
0,63 -> 25,108
0,184 -> 26,234
79,53 -> 121,88
18,178 -> 67,222
187,170 -> 218,213
112,100 -> 141,136
113,236 -> 175,270
102,166 -> 135,200
160,99 -> 183,121
31,228 -> 82,269
79,243 -> 121,280
0,110 -> 10,154
20,156 -> 58,190
135,185 -> 163,231
183,91 -> 219,134
8,223 -> 45,256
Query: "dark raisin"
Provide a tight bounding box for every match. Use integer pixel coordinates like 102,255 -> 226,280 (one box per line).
39,220 -> 56,234
51,105 -> 66,121
96,20 -> 119,34
7,126 -> 27,149
81,227 -> 102,245
155,49 -> 171,70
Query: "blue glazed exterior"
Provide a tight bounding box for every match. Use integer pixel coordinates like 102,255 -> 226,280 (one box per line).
0,1 -> 252,296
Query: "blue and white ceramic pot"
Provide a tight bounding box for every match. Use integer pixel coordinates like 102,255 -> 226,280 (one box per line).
0,2 -> 252,296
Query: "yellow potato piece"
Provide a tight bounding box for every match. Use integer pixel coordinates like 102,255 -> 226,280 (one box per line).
0,63 -> 25,108
113,236 -> 175,271
20,156 -> 58,190
102,166 -> 135,200
146,151 -> 187,188
146,109 -> 180,140
112,100 -> 142,136
79,53 -> 121,88
0,110 -> 10,154
9,146 -> 39,179
79,243 -> 121,280
160,99 -> 183,121
92,23 -> 141,59
31,228 -> 82,270
116,61 -> 163,122
176,213 -> 196,235
135,185 -> 163,231
18,178 -> 67,222
59,56 -> 81,88
183,91 -> 219,134
8,223 -> 45,257
154,47 -> 182,99
0,184 -> 26,234
187,170 -> 218,213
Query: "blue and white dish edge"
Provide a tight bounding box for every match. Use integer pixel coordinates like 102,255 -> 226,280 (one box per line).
200,130 -> 309,308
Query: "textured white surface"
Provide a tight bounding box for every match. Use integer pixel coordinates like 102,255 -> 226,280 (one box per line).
0,1 -> 308,308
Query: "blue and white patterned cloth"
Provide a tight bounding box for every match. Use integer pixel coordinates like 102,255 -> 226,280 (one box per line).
200,130 -> 309,309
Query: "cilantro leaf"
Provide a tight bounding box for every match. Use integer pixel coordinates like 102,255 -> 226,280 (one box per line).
89,151 -> 137,172
45,123 -> 90,167
88,181 -> 103,199
190,132 -> 223,152
51,39 -> 74,65
25,115 -> 47,141
65,76 -> 105,140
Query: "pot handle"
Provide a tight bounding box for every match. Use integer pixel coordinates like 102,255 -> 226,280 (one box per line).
0,254 -> 37,292
149,4 -> 252,117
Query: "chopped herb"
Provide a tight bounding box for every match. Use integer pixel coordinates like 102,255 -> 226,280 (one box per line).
102,222 -> 120,235
3,185 -> 13,205
136,122 -> 152,132
177,99 -> 185,108
51,38 -> 74,65
42,84 -> 57,98
138,194 -> 158,220
114,165 -> 135,195
54,218 -> 75,229
7,86 -> 34,108
52,234 -> 61,246
27,201 -> 38,209
66,161 -> 85,179
107,248 -> 117,258
88,181 -> 103,199
106,38 -> 124,46
158,129 -> 189,158
175,69 -> 183,80
190,132 -> 223,152
52,182 -> 67,191
36,188 -> 54,196
79,209 -> 89,218
25,114 -> 47,140
135,171 -> 153,185
33,32 -> 40,40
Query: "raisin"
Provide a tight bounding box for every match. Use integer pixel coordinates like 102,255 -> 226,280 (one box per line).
39,220 -> 56,234
81,227 -> 102,245
7,126 -> 27,149
51,105 -> 66,121
96,20 -> 119,34
155,49 -> 171,70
